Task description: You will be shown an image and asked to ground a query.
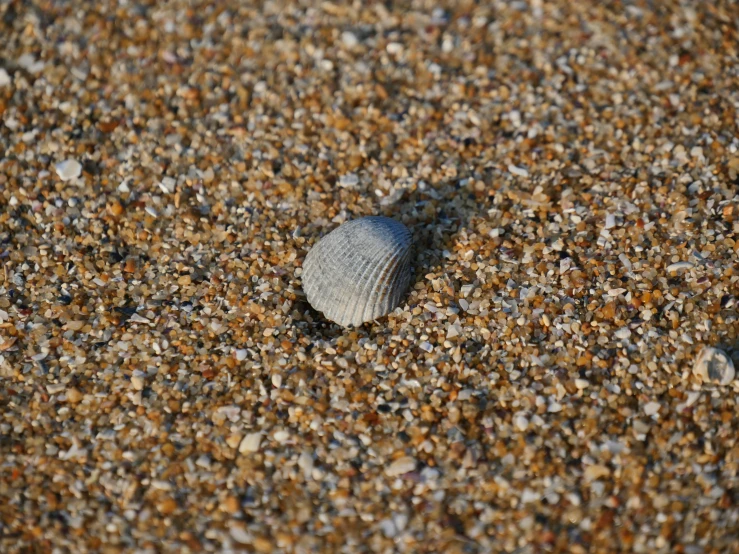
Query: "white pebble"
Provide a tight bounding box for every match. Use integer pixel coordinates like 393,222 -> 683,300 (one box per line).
338,173 -> 359,188
521,489 -> 540,504
55,159 -> 82,182
604,213 -> 616,229
386,42 -> 403,55
446,323 -> 462,339
341,31 -> 359,48
508,164 -> 529,177
378,519 -> 397,538
643,402 -> 661,416
159,176 -> 176,194
385,456 -> 416,477
693,346 -> 735,386
513,414 -> 529,432
239,432 -> 262,454
235,349 -> 247,361
229,526 -> 251,544
271,374 -> 282,388
0,68 -> 10,87
666,261 -> 694,272
131,370 -> 146,391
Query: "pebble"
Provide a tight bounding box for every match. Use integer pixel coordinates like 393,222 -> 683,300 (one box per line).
239,432 -> 262,454
508,164 -> 529,177
513,414 -> 529,432
338,173 -> 359,188
66,388 -> 83,404
229,526 -> 251,544
54,159 -> 82,181
341,31 -> 359,48
385,456 -> 416,477
0,68 -> 10,87
157,498 -> 177,515
131,370 -> 146,391
225,433 -> 243,450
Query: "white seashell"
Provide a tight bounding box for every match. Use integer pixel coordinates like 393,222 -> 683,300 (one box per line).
693,346 -> 735,386
301,216 -> 413,327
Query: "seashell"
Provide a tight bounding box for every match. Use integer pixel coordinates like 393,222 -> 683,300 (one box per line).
301,216 -> 413,327
692,346 -> 735,386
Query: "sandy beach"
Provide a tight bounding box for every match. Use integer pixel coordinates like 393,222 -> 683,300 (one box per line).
1,1 -> 738,552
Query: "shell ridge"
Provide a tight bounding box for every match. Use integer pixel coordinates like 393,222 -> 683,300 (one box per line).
380,246 -> 409,316
317,233 -> 363,320
354,246 -> 398,325
303,235 -> 342,314
367,249 -> 404,322
334,235 -> 391,326
372,228 -> 410,319
377,230 -> 411,306
341,237 -> 396,326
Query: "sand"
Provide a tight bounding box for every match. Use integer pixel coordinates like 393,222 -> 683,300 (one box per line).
1,1 -> 738,552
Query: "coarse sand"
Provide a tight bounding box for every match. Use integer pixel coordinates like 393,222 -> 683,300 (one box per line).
1,1 -> 738,552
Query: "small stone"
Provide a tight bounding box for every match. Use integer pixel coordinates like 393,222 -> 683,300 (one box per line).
693,346 -> 735,386
55,159 -> 82,182
386,42 -> 403,55
584,465 -> 611,482
131,370 -> 145,391
157,497 -> 177,515
666,261 -> 694,272
446,323 -> 462,339
253,537 -> 273,553
229,526 -> 251,544
0,68 -> 11,87
159,176 -> 176,194
513,414 -> 529,432
508,164 -> 529,177
521,489 -> 540,503
341,31 -> 359,48
221,496 -> 240,514
643,402 -> 661,416
379,519 -> 397,538
239,432 -> 262,454
386,456 -> 416,477
338,173 -> 359,188
109,201 -> 124,216
225,433 -> 243,449
66,388 -> 83,404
